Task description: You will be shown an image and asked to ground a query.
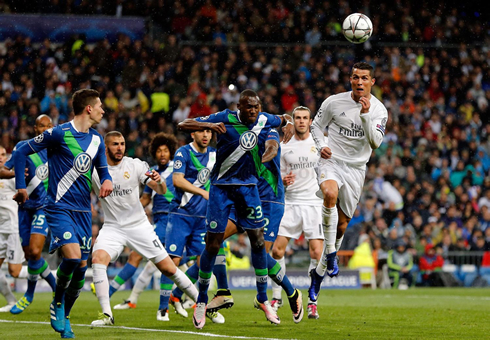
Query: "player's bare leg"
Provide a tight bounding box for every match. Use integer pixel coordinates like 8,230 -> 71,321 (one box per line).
11,234 -> 57,315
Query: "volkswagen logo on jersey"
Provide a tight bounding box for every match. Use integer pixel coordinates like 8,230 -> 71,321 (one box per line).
73,152 -> 92,174
35,164 -> 49,180
239,131 -> 257,151
197,168 -> 210,184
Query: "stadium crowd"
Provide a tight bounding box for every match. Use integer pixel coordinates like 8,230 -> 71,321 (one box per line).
0,0 -> 489,268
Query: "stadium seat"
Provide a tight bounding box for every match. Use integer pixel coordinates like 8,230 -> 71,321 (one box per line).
442,264 -> 458,273
479,266 -> 490,276
458,264 -> 477,283
459,264 -> 478,286
357,267 -> 377,289
482,274 -> 490,285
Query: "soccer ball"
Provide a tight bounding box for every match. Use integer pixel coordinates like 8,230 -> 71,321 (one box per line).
342,13 -> 373,44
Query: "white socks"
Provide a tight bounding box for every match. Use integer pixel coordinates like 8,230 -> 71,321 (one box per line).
271,256 -> 285,300
336,235 -> 344,251
322,205 -> 338,254
308,258 -> 319,274
128,261 -> 157,304
18,266 -> 28,279
0,270 -> 16,305
92,263 -> 112,316
316,205 -> 338,276
169,269 -> 198,302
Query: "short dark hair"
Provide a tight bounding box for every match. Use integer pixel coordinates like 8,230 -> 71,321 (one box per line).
104,131 -> 123,142
351,62 -> 374,78
292,106 -> 311,119
150,132 -> 178,160
240,89 -> 259,100
72,89 -> 100,115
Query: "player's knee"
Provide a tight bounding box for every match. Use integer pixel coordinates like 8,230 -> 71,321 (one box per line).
272,246 -> 284,259
205,242 -> 220,255
8,266 -> 21,278
91,251 -> 109,265
128,251 -> 143,266
28,245 -> 43,260
250,237 -> 265,251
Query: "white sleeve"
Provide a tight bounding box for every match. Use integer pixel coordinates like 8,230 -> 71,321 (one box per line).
136,159 -> 151,185
280,143 -> 287,178
360,105 -> 388,150
311,97 -> 333,151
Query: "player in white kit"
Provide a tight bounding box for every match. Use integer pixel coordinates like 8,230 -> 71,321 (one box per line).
308,62 -> 388,303
271,106 -> 323,319
0,146 -> 26,312
90,131 -> 198,327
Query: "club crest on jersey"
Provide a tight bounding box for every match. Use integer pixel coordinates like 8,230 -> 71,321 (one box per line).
311,146 -> 317,153
73,152 -> 92,174
34,134 -> 44,143
124,171 -> 130,179
239,131 -> 257,151
197,168 -> 210,184
35,164 -> 49,180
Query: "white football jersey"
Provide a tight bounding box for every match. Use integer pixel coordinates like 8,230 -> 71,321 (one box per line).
280,135 -> 322,206
0,178 -> 18,233
311,91 -> 388,169
92,157 -> 150,227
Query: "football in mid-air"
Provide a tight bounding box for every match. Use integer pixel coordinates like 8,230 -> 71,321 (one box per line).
342,13 -> 373,44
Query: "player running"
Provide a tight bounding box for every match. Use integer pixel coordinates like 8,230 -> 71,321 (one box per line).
110,133 -> 178,311
271,106 -> 323,319
12,89 -> 114,338
162,129 -> 225,323
0,115 -> 57,314
178,89 -> 294,329
90,131 -> 199,327
308,62 -> 388,303
219,126 -> 304,324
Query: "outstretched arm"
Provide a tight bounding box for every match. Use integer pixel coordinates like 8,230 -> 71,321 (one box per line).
278,114 -> 294,143
146,169 -> 167,195
178,119 -> 226,134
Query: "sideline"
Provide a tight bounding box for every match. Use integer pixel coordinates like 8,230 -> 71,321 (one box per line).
0,319 -> 295,340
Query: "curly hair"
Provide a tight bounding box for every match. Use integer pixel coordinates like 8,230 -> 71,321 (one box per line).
150,132 -> 178,160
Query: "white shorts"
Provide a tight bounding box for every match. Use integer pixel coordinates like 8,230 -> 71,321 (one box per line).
278,205 -> 323,240
93,219 -> 168,264
315,158 -> 365,218
0,233 -> 25,264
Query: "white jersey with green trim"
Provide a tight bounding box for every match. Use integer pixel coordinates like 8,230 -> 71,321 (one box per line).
311,91 -> 388,169
92,157 -> 150,227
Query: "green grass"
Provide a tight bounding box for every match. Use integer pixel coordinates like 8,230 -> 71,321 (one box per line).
1,288 -> 490,339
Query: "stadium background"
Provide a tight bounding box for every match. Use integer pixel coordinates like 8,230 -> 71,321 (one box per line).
0,0 -> 489,290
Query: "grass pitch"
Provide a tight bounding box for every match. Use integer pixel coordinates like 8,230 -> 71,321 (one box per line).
0,288 -> 489,339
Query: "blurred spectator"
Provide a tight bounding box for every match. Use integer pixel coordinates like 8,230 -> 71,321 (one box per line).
419,244 -> 444,286
387,240 -> 414,289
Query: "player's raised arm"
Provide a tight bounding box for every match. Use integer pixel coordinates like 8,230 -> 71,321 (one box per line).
359,97 -> 387,150
279,114 -> 294,143
178,118 -> 226,134
146,169 -> 167,195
